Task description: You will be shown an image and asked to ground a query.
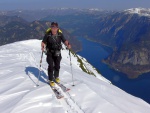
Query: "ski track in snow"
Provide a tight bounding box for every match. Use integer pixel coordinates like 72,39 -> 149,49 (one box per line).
0,39 -> 150,113
42,67 -> 85,113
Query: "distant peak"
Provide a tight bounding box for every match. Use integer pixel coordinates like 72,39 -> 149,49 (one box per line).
89,8 -> 101,11
124,8 -> 150,17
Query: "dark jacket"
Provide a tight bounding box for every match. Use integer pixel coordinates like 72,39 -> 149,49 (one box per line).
42,30 -> 66,51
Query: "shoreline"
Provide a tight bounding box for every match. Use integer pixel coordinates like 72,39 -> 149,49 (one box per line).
77,36 -> 150,79
75,36 -> 113,53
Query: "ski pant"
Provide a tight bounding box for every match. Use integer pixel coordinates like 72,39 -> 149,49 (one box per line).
46,52 -> 62,81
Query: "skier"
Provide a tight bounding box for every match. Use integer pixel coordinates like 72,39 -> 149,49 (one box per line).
41,22 -> 71,87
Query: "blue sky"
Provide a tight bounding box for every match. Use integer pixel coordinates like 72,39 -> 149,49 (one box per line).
0,0 -> 149,10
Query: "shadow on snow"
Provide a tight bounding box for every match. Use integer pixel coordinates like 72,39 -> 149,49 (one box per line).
25,66 -> 48,85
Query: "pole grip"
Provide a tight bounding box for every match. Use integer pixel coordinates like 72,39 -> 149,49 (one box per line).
40,51 -> 44,65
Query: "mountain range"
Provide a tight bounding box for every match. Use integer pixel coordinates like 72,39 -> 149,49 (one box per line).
1,8 -> 150,78
95,8 -> 150,78
0,15 -> 81,52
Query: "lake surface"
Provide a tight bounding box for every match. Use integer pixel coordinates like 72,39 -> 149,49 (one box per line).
77,37 -> 150,104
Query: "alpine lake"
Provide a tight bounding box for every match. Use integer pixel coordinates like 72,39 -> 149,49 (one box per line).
77,37 -> 150,104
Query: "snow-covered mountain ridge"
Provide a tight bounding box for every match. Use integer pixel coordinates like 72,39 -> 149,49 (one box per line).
125,8 -> 150,17
0,39 -> 150,113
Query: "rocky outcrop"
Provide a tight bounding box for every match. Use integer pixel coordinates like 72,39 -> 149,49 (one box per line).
105,47 -> 150,78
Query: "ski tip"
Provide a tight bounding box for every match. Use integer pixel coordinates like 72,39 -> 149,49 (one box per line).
63,89 -> 70,92
66,89 -> 70,91
57,96 -> 64,99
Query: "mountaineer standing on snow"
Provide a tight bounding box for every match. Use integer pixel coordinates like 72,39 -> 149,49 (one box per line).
41,22 -> 71,87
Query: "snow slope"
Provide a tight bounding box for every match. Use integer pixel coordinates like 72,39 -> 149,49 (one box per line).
0,39 -> 150,113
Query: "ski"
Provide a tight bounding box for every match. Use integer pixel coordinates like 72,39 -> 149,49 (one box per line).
50,86 -> 64,99
56,82 -> 70,92
47,80 -> 70,95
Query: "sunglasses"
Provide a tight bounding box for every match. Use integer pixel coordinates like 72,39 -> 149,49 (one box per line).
51,26 -> 58,28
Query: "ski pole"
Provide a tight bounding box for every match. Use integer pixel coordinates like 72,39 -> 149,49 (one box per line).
37,51 -> 44,86
69,49 -> 75,86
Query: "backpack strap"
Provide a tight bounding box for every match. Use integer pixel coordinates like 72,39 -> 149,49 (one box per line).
45,28 -> 62,34
45,29 -> 63,51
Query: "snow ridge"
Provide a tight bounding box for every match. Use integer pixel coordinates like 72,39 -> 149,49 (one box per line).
0,39 -> 150,113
